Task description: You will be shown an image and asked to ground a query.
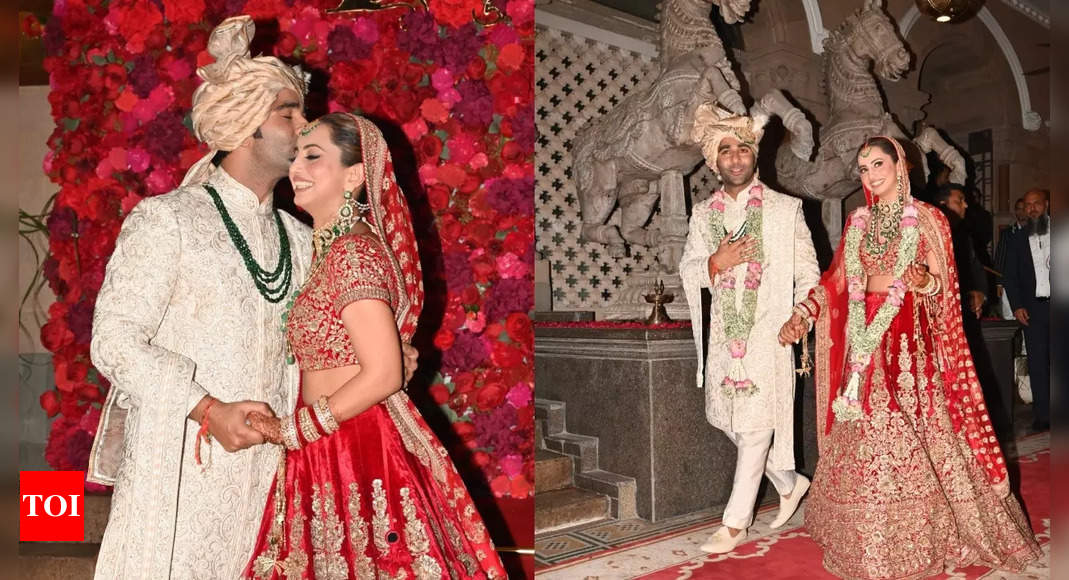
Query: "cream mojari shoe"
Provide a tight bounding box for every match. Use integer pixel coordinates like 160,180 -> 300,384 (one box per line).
699,525 -> 747,554
769,474 -> 810,529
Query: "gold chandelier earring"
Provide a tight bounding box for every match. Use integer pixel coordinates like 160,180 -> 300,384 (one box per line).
896,174 -> 903,193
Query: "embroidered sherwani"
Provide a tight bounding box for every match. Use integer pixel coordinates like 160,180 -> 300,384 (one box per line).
679,180 -> 819,471
89,168 -> 312,579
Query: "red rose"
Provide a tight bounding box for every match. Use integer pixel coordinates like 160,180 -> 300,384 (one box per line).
468,225 -> 496,253
40,319 -> 74,352
403,62 -> 426,85
438,215 -> 463,242
40,390 -> 60,418
505,313 -> 533,348
509,476 -> 532,498
384,89 -> 419,123
460,286 -> 480,306
453,372 -> 475,394
501,140 -> 525,163
275,32 -> 299,57
475,381 -> 507,410
429,0 -> 487,29
489,475 -> 510,496
460,174 -> 481,194
466,57 -> 486,80
433,328 -> 455,350
453,420 -> 477,440
113,2 -> 163,54
426,184 -> 451,212
485,322 -> 505,339
77,384 -> 102,402
490,342 -> 524,368
470,253 -> 495,281
436,164 -> 467,189
502,230 -> 529,255
497,43 -> 525,73
358,90 -> 380,114
472,450 -> 491,467
418,134 -> 444,161
429,383 -> 451,405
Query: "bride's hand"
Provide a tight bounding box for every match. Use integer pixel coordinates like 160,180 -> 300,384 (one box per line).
247,411 -> 282,445
905,262 -> 929,290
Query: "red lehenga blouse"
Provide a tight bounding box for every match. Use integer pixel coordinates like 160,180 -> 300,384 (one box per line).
801,202 -> 1040,580
243,232 -> 507,580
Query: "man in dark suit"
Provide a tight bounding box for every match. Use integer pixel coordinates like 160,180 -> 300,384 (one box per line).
1002,188 -> 1050,432
934,183 -> 987,319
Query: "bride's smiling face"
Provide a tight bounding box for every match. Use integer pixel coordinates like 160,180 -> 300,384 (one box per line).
857,145 -> 898,200
289,123 -> 364,224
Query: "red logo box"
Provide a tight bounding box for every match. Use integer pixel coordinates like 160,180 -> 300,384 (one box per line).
20,471 -> 85,541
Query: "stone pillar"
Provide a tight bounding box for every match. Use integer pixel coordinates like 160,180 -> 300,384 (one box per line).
535,325 -> 820,521
822,198 -> 842,249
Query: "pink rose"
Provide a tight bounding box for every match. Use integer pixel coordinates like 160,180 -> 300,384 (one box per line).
432,68 -> 455,91
438,87 -> 462,106
728,339 -> 747,358
127,148 -> 151,173
506,383 -> 532,409
496,252 -> 530,279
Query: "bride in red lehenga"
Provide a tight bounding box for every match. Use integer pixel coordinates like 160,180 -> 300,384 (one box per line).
243,113 -> 506,579
783,136 -> 1040,579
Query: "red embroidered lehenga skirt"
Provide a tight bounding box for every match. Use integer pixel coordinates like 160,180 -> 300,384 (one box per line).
805,292 -> 1040,580
245,394 -> 506,579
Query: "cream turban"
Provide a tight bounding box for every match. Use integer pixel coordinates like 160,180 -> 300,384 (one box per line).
181,15 -> 307,186
691,102 -> 769,174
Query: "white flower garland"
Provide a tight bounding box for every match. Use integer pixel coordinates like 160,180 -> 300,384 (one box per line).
833,199 -> 920,421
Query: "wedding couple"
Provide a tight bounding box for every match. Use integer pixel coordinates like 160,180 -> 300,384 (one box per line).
681,104 -> 1041,579
87,16 -> 506,579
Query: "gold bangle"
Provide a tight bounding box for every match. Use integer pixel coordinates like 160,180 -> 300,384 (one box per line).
918,273 -> 940,296
313,396 -> 340,434
297,407 -> 321,445
280,415 -> 301,451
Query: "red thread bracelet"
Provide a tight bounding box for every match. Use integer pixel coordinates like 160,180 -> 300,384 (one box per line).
195,398 -> 217,466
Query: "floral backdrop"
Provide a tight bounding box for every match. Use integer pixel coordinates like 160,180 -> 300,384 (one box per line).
35,0 -> 534,500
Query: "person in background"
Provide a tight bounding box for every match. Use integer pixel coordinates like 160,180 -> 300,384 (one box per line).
1002,188 -> 1051,432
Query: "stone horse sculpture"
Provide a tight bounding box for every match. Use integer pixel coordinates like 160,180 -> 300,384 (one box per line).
761,0 -> 966,204
573,0 -> 766,270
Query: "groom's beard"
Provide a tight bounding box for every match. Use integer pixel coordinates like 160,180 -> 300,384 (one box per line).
1029,214 -> 1050,236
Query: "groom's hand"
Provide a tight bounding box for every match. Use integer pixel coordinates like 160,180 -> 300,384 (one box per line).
778,312 -> 808,346
210,400 -> 275,452
401,342 -> 419,386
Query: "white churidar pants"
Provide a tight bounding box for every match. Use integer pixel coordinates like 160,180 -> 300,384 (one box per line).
721,428 -> 797,529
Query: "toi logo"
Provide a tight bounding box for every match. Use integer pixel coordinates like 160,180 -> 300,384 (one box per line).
20,471 -> 85,541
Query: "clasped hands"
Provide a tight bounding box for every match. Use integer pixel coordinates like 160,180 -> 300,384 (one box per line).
777,262 -> 935,346
201,343 -> 419,450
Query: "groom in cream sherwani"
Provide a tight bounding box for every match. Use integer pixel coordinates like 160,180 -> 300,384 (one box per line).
679,104 -> 820,554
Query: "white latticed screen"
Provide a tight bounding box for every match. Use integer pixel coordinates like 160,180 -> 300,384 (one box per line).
536,25 -> 719,311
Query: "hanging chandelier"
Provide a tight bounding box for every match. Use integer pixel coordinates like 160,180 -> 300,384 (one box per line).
915,0 -> 984,23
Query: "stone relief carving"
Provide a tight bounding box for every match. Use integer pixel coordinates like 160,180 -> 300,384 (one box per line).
762,0 -> 967,207
572,0 -> 749,271
573,0 -> 810,276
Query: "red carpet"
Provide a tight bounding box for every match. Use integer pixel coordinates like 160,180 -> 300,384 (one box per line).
639,447 -> 1049,579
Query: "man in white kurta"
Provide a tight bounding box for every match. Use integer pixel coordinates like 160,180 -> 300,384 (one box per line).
679,105 -> 820,553
87,17 -> 312,578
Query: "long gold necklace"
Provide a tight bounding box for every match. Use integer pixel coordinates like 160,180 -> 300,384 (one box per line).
865,194 -> 903,255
